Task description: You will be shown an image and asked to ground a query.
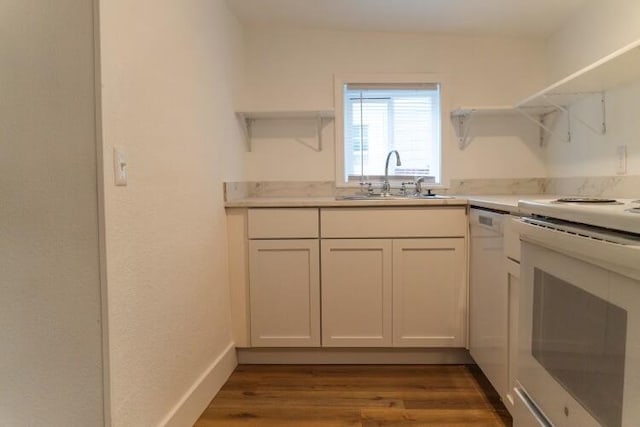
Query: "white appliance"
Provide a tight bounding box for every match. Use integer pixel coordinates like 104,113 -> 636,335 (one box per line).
469,208 -> 508,400
514,197 -> 640,427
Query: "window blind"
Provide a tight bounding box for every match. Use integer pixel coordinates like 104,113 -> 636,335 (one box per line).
343,83 -> 441,183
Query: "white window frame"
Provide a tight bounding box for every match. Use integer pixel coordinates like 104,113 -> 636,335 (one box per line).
334,73 -> 449,188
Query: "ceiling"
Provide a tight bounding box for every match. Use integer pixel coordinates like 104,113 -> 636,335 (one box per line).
226,0 -> 589,38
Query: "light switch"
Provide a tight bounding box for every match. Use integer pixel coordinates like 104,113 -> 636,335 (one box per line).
616,145 -> 627,175
113,147 -> 127,186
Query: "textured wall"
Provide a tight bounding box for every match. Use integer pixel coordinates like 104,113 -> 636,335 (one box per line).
98,0 -> 244,425
0,1 -> 105,425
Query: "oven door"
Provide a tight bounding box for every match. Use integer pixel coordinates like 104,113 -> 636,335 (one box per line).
517,221 -> 640,427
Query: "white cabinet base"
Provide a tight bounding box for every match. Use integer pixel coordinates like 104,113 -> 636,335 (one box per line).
237,348 -> 474,364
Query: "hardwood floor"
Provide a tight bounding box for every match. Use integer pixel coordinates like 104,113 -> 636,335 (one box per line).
195,365 -> 512,426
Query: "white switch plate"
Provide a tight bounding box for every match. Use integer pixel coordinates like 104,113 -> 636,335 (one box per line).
616,145 -> 627,175
113,147 -> 127,186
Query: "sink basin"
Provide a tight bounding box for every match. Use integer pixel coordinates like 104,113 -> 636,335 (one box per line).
336,194 -> 454,201
336,194 -> 407,201
414,194 -> 455,199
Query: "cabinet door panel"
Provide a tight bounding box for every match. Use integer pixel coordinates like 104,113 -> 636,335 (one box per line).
392,238 -> 466,347
249,240 -> 320,347
321,239 -> 392,347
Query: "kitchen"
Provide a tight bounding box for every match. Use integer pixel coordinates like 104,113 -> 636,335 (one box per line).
2,0 -> 639,426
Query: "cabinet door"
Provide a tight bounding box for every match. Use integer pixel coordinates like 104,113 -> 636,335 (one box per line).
249,239 -> 320,347
321,239 -> 392,347
392,238 -> 466,347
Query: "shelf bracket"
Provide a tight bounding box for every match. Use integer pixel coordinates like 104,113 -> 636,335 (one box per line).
237,113 -> 253,152
453,110 -> 475,149
294,115 -> 329,152
542,91 -> 607,138
516,106 -> 565,146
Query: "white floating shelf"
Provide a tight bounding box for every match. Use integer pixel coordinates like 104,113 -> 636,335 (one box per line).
236,110 -> 335,120
450,106 -> 523,149
236,110 -> 335,152
510,39 -> 640,145
517,39 -> 640,108
450,106 -> 517,117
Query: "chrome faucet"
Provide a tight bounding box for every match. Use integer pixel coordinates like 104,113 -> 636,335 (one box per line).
414,176 -> 426,195
382,150 -> 401,196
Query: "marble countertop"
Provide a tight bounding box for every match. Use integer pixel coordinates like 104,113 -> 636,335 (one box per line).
225,194 -> 550,212
225,196 -> 469,208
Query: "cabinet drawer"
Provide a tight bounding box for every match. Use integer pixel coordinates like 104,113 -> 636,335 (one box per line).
248,208 -> 319,239
321,207 -> 466,238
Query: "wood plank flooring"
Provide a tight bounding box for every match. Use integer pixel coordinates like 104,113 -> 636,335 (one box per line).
195,365 -> 511,426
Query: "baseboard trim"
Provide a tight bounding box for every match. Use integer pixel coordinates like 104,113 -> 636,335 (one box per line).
160,342 -> 237,427
237,347 -> 472,364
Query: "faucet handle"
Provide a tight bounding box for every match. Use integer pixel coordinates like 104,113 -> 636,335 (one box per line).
414,176 -> 427,194
359,182 -> 374,194
400,181 -> 414,196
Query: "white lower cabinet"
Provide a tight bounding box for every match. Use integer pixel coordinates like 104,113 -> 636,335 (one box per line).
249,239 -> 320,347
392,238 -> 466,347
321,237 -> 466,348
243,206 -> 468,349
320,239 -> 393,347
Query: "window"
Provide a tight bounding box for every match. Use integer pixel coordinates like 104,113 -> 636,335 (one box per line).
337,79 -> 442,185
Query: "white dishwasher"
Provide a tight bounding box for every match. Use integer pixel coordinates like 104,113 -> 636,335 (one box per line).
469,207 -> 508,401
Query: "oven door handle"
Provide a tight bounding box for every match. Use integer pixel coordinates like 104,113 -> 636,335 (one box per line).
514,387 -> 553,427
514,218 -> 640,281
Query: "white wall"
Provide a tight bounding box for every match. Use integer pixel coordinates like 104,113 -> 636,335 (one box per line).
239,27 -> 548,183
545,0 -> 640,177
0,1 -> 105,425
542,81 -> 640,177
547,0 -> 640,81
99,0 -> 244,425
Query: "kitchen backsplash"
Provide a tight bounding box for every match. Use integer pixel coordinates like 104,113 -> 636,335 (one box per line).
444,178 -> 546,195
224,181 -> 334,200
224,175 -> 640,200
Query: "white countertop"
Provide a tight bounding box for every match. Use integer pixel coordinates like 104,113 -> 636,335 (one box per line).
225,194 -> 549,212
225,196 -> 469,208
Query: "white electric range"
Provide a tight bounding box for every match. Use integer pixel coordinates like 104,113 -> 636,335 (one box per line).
518,197 -> 640,235
512,196 -> 640,427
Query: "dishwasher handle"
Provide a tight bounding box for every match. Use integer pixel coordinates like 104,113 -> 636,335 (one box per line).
479,214 -> 494,227
470,208 -> 504,233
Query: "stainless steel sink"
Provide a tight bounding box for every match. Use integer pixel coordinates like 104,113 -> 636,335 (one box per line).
335,194 -> 454,201
412,194 -> 455,199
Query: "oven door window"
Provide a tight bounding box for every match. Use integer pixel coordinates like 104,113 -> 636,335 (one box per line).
533,268 -> 627,427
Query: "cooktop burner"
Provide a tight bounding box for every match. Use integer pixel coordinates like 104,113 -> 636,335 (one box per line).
553,197 -> 622,204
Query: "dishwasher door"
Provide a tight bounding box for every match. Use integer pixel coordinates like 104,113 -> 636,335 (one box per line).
469,208 -> 507,400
